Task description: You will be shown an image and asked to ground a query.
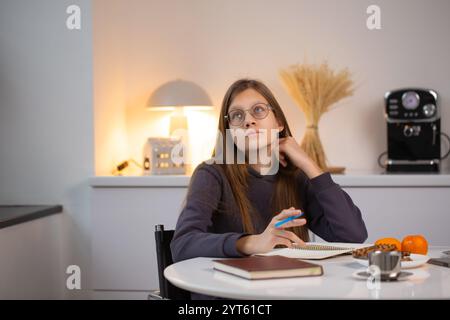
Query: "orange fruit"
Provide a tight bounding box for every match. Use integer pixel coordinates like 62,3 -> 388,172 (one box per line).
375,237 -> 402,251
401,235 -> 428,255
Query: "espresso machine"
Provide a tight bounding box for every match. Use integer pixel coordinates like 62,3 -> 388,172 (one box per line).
384,88 -> 440,172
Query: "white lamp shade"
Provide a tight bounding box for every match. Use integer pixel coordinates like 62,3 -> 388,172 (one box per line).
146,79 -> 213,108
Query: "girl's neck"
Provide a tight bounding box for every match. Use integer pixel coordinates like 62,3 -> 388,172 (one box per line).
249,163 -> 262,174
246,144 -> 278,174
248,152 -> 279,175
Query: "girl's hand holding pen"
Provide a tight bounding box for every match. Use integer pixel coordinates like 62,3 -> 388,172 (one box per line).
236,207 -> 307,256
274,212 -> 304,228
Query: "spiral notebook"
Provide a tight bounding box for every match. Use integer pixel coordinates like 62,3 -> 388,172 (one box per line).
256,242 -> 373,260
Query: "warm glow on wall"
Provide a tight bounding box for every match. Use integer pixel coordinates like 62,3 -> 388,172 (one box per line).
183,109 -> 217,171
95,77 -> 218,176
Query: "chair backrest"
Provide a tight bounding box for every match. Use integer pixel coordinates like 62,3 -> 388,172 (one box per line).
155,224 -> 191,300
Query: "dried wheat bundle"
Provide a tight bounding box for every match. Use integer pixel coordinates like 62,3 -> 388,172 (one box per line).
279,62 -> 354,171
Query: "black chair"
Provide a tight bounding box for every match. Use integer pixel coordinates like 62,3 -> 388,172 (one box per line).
148,224 -> 191,300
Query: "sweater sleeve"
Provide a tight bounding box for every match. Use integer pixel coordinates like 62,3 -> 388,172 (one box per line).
170,164 -> 248,262
299,172 -> 368,243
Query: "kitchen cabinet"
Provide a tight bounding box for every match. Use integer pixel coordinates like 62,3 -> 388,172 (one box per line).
0,205 -> 63,299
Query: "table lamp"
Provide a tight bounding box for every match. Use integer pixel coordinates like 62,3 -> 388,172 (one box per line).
146,79 -> 213,135
146,79 -> 213,174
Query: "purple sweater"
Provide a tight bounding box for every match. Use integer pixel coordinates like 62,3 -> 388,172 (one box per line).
171,162 -> 368,263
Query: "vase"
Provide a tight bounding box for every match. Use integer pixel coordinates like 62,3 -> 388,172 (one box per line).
300,125 -> 346,174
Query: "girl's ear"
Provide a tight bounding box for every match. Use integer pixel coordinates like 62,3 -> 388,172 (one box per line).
278,125 -> 285,137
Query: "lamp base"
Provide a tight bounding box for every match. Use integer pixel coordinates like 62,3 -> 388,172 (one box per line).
169,115 -> 188,136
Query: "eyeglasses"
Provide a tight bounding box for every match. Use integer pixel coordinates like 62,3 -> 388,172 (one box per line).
224,103 -> 273,127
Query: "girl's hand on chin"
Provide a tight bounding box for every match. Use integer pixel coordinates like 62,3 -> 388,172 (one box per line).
278,136 -> 324,178
278,136 -> 311,168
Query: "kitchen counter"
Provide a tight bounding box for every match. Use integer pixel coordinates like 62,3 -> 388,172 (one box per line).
89,171 -> 450,188
0,205 -> 63,229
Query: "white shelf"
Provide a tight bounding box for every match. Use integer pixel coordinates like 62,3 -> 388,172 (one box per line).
90,175 -> 190,187
89,172 -> 450,188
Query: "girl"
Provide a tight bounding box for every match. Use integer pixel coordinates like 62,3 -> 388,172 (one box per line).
170,79 -> 367,297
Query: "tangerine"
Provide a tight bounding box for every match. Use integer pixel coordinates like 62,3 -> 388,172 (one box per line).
401,235 -> 428,255
374,237 -> 402,251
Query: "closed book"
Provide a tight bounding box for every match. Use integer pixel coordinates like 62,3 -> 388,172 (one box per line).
212,255 -> 323,280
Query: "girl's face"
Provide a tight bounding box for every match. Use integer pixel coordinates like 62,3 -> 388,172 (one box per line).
227,88 -> 284,153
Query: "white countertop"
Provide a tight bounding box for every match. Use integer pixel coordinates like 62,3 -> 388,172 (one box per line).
164,247 -> 450,299
89,172 -> 450,187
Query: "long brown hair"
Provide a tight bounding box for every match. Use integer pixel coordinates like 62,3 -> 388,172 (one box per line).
212,79 -> 309,241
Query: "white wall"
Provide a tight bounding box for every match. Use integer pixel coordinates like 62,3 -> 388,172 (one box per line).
0,0 -> 93,299
94,0 -> 450,174
93,0 -> 129,176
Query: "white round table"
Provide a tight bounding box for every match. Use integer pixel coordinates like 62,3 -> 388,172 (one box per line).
164,247 -> 450,299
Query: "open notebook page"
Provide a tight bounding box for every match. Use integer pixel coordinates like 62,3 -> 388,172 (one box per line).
256,242 -> 373,260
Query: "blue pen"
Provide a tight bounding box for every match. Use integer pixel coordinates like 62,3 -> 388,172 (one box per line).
274,212 -> 304,228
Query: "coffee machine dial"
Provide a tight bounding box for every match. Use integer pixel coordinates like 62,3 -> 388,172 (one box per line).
423,104 -> 436,117
402,91 -> 420,110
